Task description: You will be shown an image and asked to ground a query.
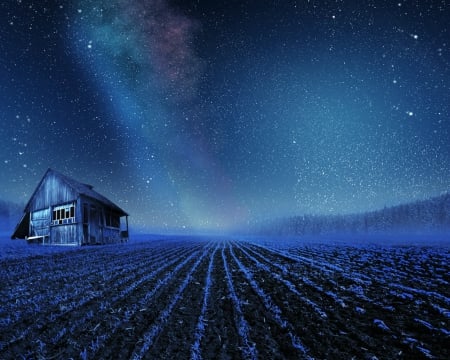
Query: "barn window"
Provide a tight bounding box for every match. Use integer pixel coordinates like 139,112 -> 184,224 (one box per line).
111,215 -> 120,228
104,210 -> 120,228
52,203 -> 76,225
83,204 -> 88,224
105,210 -> 111,227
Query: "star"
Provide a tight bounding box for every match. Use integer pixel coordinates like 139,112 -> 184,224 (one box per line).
0,0 -> 448,233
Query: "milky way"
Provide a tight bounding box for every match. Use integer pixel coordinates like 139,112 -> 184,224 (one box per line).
70,0 -> 241,230
1,1 -> 449,233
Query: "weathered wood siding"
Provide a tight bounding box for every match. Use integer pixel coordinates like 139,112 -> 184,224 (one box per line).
30,208 -> 50,237
12,169 -> 128,245
50,224 -> 79,245
103,227 -> 121,243
79,196 -> 123,245
28,172 -> 77,212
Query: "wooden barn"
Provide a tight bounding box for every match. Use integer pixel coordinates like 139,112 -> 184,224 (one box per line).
11,168 -> 129,245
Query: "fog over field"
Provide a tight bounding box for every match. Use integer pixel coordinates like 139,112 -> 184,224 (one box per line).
1,0 -> 449,358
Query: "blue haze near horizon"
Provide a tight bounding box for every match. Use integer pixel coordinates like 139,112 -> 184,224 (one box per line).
1,1 -> 449,233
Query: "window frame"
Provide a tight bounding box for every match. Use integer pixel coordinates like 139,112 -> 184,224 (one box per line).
51,202 -> 76,225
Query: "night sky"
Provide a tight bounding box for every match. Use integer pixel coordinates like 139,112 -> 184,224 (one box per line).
1,1 -> 449,233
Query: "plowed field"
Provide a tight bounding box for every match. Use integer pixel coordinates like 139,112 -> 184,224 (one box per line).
0,237 -> 448,359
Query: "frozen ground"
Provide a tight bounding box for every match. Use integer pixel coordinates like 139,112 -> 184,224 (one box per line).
0,235 -> 448,359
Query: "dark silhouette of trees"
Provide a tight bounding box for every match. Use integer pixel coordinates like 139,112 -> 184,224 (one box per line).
255,193 -> 450,236
0,200 -> 23,235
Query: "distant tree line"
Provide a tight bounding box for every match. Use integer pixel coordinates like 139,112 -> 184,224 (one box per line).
254,193 -> 450,236
0,199 -> 23,234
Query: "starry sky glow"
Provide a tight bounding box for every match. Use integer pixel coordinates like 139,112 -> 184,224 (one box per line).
1,0 -> 449,233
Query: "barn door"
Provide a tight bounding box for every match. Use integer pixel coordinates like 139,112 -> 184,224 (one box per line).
83,204 -> 89,245
83,204 -> 101,245
89,205 -> 100,244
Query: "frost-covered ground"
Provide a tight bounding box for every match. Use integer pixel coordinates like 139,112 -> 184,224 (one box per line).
0,235 -> 448,359
0,239 -> 79,259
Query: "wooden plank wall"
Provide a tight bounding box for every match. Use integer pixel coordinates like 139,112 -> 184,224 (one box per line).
51,224 -> 79,245
30,208 -> 50,237
29,172 -> 77,212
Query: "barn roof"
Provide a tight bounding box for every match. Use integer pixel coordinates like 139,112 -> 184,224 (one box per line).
24,168 -> 128,216
12,169 -> 128,240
